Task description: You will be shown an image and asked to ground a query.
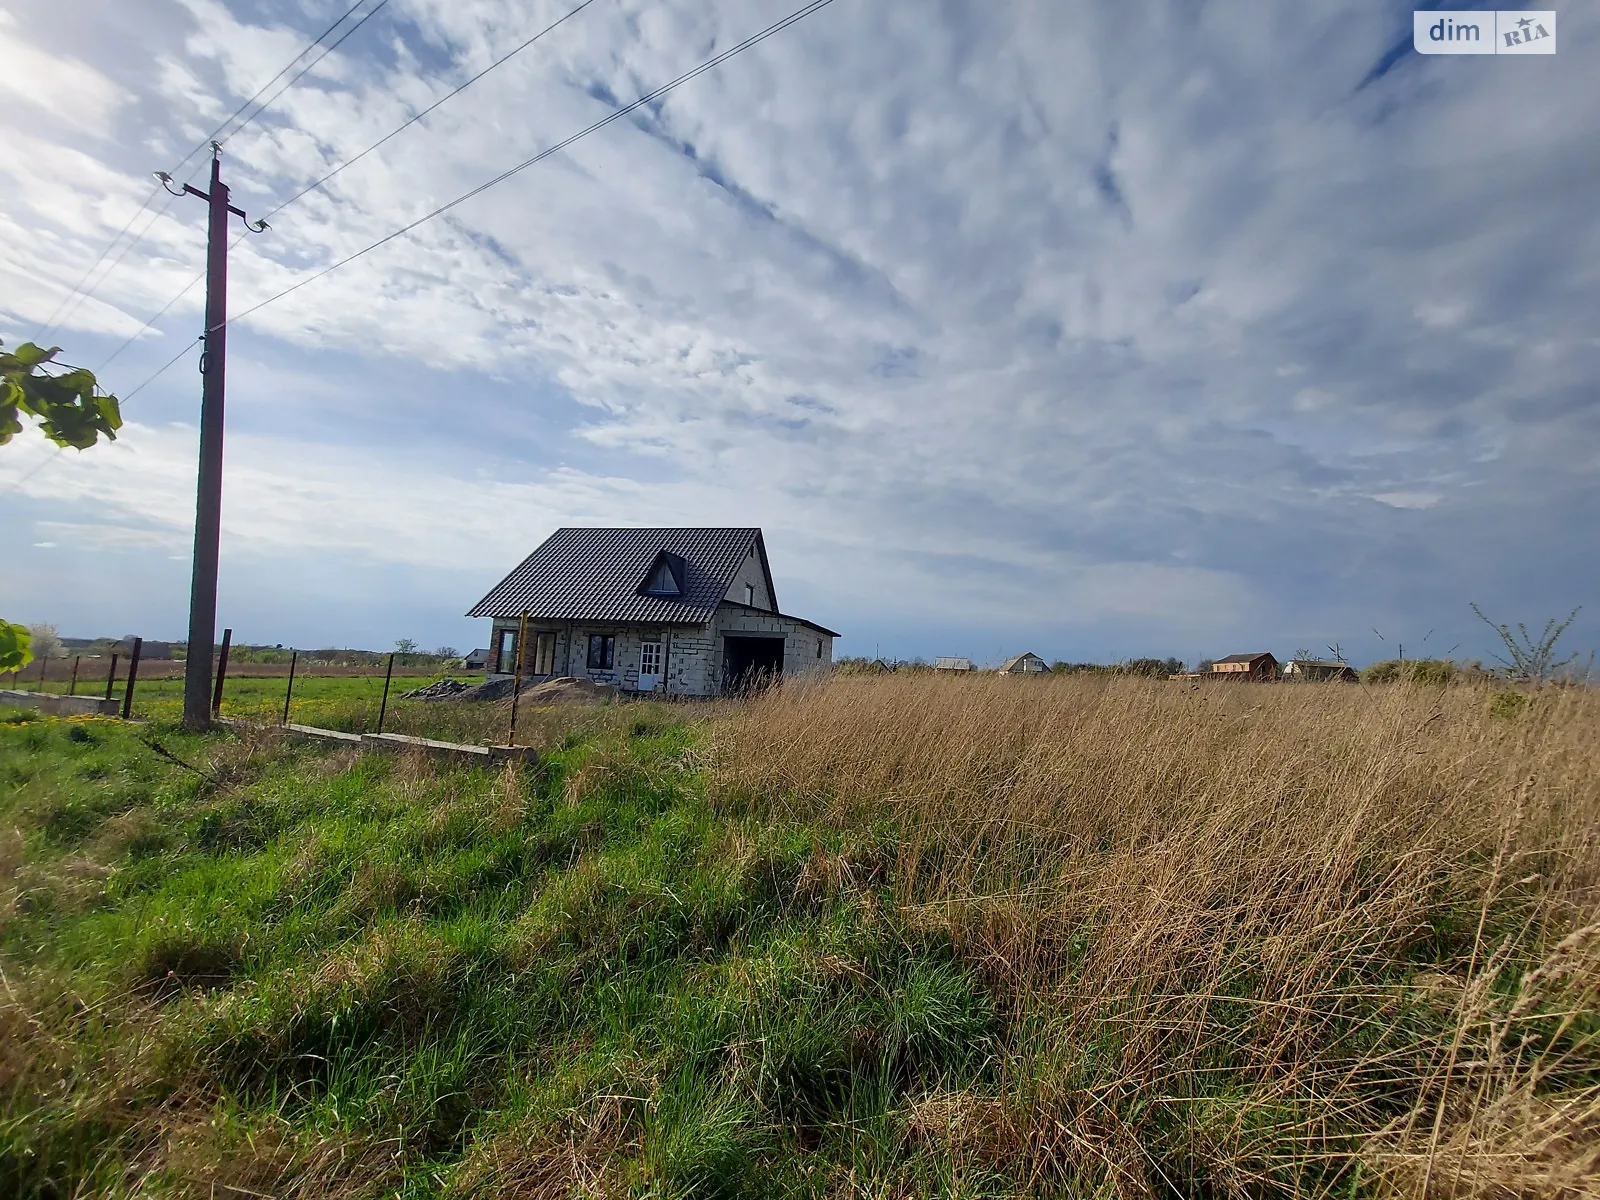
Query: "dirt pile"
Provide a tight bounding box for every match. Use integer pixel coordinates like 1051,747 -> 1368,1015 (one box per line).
507,676 -> 618,706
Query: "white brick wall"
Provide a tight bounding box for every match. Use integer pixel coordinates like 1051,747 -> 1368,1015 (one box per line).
714,604 -> 834,679
484,603 -> 834,698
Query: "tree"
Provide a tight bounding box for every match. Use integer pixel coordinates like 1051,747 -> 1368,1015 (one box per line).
0,621 -> 31,673
27,623 -> 63,661
1471,603 -> 1584,683
2,342 -> 123,666
433,646 -> 459,659
1,340 -> 123,450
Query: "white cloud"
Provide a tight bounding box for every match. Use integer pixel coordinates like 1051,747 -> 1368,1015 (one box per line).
1,0 -> 1596,660
0,9 -> 131,134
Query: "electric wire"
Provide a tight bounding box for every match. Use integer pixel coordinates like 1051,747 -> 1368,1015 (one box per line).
101,0 -> 598,372
215,0 -> 394,154
227,0 -> 838,332
176,0 -> 376,171
3,337 -> 200,495
260,0 -> 599,223
33,0 -> 383,345
16,0 -> 838,495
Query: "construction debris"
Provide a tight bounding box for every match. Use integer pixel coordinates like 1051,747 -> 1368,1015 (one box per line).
401,678 -> 472,700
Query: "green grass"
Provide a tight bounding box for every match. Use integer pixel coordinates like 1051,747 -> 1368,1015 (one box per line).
15,673 -> 447,719
10,687 -> 1587,1198
6,674 -> 596,745
0,712 -> 1001,1198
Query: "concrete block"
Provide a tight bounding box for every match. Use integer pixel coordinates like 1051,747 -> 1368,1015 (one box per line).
0,689 -> 121,717
362,732 -> 492,761
285,723 -> 363,744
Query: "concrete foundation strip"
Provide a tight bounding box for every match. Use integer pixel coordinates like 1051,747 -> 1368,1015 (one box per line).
0,695 -> 538,767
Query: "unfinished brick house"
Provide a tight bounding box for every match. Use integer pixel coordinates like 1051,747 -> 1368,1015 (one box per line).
1209,652 -> 1281,681
468,527 -> 839,696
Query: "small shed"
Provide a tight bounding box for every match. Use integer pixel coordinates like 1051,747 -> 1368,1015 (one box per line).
1284,659 -> 1358,682
934,656 -> 974,672
1209,652 -> 1280,681
999,652 -> 1049,675
462,648 -> 492,670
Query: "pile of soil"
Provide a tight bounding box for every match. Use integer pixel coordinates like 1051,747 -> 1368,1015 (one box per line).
502,676 -> 618,706
447,676 -> 519,703
402,678 -> 472,700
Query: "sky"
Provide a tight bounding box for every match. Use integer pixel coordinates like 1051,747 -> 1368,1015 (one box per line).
1,0 -> 1596,668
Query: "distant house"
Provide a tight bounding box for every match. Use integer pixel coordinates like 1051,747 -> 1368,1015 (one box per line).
468,527 -> 839,696
934,657 -> 974,672
1284,659 -> 1358,682
1210,652 -> 1280,681
461,648 -> 492,671
999,652 -> 1049,675
868,658 -> 894,673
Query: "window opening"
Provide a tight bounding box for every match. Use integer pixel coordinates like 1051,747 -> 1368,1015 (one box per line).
534,632 -> 556,675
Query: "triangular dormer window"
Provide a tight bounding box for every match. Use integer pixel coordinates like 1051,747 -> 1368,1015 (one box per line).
639,550 -> 686,597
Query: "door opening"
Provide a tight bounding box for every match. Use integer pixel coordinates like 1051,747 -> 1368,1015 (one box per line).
638,639 -> 663,692
722,636 -> 783,694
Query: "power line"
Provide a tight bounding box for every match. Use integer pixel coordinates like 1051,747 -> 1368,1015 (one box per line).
217,0 -> 394,154
103,0 -> 599,371
43,161 -> 210,345
27,185 -> 165,343
229,0 -> 839,331
33,0 -> 383,345
177,0 -> 378,173
3,337 -> 198,496
261,0 -> 599,223
16,0 -> 839,495
125,337 -> 203,402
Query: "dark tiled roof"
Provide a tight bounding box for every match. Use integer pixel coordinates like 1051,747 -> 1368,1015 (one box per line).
467,528 -> 771,624
1215,652 -> 1275,664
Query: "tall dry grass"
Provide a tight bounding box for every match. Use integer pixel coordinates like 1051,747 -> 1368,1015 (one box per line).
709,675 -> 1600,1197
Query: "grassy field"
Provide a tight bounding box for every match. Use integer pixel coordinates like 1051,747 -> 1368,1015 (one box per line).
1,675 -> 1596,1197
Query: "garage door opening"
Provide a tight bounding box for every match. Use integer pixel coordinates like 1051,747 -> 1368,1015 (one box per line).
722,636 -> 784,694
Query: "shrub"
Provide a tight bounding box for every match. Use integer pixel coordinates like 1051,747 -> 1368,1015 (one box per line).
1489,689 -> 1531,719
1362,658 -> 1454,685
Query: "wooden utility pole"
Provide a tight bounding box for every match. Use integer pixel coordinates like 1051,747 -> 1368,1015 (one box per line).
160,145 -> 267,730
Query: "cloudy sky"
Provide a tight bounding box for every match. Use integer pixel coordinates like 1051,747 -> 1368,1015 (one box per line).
2,0 -> 1595,667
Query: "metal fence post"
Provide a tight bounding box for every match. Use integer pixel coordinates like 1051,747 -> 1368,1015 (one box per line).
211,628 -> 232,717
36,654 -> 49,693
104,654 -> 119,702
121,639 -> 143,719
69,656 -> 81,696
507,610 -> 529,746
377,652 -> 395,733
281,649 -> 298,726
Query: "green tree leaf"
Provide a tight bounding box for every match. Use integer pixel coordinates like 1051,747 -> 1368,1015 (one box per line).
0,620 -> 32,674
0,339 -> 123,450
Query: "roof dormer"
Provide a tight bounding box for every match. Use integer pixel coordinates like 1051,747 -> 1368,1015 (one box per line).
638,550 -> 687,598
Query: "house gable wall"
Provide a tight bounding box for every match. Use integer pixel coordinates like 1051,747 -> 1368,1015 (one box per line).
723,545 -> 774,611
